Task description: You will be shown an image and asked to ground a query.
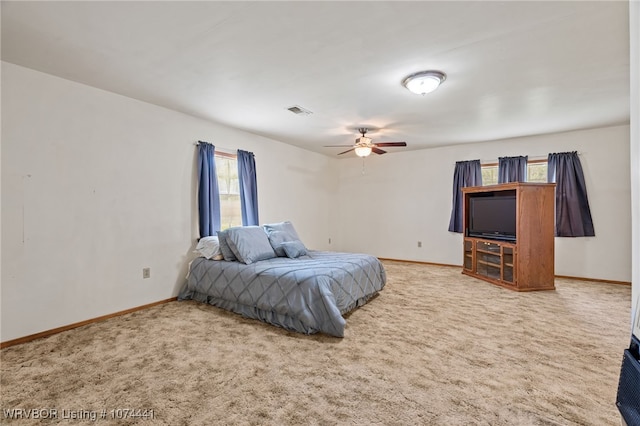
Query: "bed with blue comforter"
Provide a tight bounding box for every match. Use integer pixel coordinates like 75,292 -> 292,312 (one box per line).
178,250 -> 386,337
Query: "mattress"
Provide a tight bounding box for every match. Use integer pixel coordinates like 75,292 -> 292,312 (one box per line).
178,250 -> 386,337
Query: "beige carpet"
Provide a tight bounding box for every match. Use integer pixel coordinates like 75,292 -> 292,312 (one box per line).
0,261 -> 632,425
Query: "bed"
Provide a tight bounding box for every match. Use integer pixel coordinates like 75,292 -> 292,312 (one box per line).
178,222 -> 386,337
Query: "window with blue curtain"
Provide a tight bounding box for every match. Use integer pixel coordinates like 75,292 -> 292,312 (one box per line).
498,155 -> 528,183
448,159 -> 482,233
215,152 -> 242,229
197,141 -> 221,237
547,151 -> 595,237
237,149 -> 259,226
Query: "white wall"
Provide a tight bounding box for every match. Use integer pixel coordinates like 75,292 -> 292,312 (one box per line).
0,62 -> 336,342
0,7 -> 3,342
630,0 -> 639,323
2,45 -> 636,343
334,125 -> 632,283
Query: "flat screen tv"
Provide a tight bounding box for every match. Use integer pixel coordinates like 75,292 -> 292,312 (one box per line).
468,195 -> 517,242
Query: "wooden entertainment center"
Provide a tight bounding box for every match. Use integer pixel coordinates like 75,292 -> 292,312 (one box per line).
462,182 -> 556,291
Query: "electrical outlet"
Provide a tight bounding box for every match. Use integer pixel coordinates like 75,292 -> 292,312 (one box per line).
417,241 -> 422,248
142,268 -> 150,279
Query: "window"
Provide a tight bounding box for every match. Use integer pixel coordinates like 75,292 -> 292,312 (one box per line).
481,160 -> 547,185
481,164 -> 499,185
526,160 -> 548,183
215,152 -> 242,230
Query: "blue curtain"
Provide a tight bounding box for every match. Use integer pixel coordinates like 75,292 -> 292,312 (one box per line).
197,141 -> 221,237
237,149 -> 259,226
547,151 -> 595,237
498,155 -> 528,183
448,160 -> 482,233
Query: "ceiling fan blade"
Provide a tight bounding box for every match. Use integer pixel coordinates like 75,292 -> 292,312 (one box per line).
324,145 -> 356,147
374,142 -> 407,147
338,148 -> 355,155
372,147 -> 387,155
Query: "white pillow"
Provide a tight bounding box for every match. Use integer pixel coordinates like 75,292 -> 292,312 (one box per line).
194,236 -> 223,260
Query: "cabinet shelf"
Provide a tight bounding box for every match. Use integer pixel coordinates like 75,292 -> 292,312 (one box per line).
476,249 -> 502,255
477,259 -> 500,267
462,183 -> 555,292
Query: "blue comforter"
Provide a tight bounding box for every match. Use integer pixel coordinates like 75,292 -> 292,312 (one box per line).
178,251 -> 386,337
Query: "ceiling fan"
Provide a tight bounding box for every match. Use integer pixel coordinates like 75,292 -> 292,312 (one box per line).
325,128 -> 407,157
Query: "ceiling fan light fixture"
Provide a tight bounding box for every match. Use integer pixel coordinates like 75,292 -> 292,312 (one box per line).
402,70 -> 446,95
354,146 -> 372,157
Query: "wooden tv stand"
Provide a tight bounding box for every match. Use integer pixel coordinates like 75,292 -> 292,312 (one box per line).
462,183 -> 555,291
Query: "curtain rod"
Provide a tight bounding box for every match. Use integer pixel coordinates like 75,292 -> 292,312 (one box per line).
477,151 -> 583,165
195,141 -> 235,154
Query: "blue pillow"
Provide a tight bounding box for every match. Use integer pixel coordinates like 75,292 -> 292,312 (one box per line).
217,229 -> 237,262
263,221 -> 302,257
224,226 -> 277,265
281,240 -> 308,259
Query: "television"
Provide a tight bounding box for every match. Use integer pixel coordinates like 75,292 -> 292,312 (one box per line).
468,194 -> 517,242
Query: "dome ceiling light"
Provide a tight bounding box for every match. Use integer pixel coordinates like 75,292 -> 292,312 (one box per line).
402,70 -> 446,95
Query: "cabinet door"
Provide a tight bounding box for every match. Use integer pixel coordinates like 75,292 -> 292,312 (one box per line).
463,239 -> 474,271
501,246 -> 516,284
476,241 -> 501,280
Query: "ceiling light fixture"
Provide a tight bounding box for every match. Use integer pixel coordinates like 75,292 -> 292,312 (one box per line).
402,70 -> 446,95
354,146 -> 372,157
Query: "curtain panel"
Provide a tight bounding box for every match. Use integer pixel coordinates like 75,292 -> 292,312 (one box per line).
547,151 -> 595,237
237,149 -> 259,226
498,155 -> 528,183
448,159 -> 482,233
197,141 -> 221,237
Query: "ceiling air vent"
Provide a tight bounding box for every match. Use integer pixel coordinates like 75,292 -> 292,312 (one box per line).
287,105 -> 313,116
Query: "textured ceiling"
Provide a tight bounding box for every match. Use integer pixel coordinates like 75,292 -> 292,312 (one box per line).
1,1 -> 630,156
